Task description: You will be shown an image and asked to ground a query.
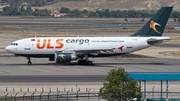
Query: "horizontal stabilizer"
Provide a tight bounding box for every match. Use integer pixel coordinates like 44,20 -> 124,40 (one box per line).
147,37 -> 170,45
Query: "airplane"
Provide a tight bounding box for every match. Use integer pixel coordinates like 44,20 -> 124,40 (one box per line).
5,6 -> 173,65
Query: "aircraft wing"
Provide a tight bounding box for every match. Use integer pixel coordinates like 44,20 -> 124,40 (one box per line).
77,48 -> 116,53
59,48 -> 118,56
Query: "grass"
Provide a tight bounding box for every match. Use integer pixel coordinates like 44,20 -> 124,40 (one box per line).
160,51 -> 180,57
169,37 -> 180,43
170,51 -> 180,57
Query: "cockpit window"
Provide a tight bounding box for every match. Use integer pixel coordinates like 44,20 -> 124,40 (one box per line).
10,43 -> 18,46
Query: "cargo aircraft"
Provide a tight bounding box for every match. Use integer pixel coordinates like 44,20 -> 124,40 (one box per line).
5,7 -> 173,65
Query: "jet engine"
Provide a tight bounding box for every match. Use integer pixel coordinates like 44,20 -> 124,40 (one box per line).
55,51 -> 77,63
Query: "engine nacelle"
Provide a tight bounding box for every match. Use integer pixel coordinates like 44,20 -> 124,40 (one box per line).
55,51 -> 77,63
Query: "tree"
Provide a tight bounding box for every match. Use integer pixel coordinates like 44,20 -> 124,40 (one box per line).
172,11 -> 178,18
99,67 -> 142,101
32,8 -> 49,16
68,9 -> 81,17
26,6 -> 33,15
60,7 -> 70,13
104,9 -> 110,17
82,9 -> 88,14
20,6 -> 25,12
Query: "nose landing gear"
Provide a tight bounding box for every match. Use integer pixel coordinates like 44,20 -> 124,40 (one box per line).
27,57 -> 32,65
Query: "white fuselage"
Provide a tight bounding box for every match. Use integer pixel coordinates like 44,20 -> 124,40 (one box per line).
5,36 -> 169,57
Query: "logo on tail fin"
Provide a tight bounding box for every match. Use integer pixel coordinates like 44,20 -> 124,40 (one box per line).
150,21 -> 161,34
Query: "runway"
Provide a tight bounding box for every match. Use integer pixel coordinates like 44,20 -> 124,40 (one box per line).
0,56 -> 180,83
0,20 -> 143,32
0,75 -> 105,83
0,20 -> 178,32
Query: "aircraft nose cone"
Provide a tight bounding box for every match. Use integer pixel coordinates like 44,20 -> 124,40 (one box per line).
5,46 -> 11,52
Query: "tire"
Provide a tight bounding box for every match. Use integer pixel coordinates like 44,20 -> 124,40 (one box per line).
28,61 -> 32,65
78,60 -> 82,64
88,61 -> 93,66
82,60 -> 88,65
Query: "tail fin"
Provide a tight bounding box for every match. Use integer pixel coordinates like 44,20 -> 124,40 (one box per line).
130,6 -> 173,37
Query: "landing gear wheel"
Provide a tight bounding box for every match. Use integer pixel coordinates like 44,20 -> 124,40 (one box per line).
78,60 -> 82,65
78,54 -> 93,66
82,60 -> 88,65
78,60 -> 93,65
88,61 -> 93,66
27,61 -> 32,65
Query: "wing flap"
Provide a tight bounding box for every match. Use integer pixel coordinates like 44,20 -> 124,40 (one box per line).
76,48 -> 116,54
57,48 -> 117,56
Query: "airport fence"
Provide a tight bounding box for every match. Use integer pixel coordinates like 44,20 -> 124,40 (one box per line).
1,91 -> 180,101
0,91 -> 102,101
1,88 -> 180,101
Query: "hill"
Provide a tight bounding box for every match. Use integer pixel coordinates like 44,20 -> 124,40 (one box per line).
33,0 -> 180,11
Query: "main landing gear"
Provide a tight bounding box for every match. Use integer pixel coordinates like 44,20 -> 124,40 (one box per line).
78,60 -> 93,65
27,57 -> 32,65
77,54 -> 93,66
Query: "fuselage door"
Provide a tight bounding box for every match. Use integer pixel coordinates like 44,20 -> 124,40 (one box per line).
24,40 -> 31,51
32,43 -> 34,52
